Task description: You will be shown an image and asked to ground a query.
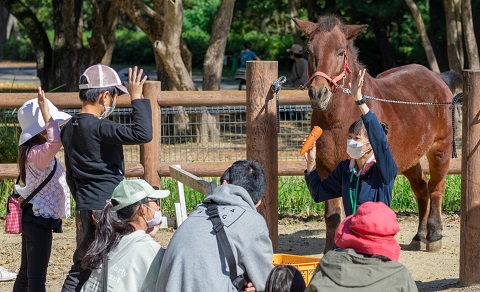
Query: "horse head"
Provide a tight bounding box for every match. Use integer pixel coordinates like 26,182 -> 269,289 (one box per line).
293,16 -> 367,110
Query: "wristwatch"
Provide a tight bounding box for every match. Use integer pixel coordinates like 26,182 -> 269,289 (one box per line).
355,96 -> 367,105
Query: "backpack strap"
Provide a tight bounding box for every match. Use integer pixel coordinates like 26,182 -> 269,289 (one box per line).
205,203 -> 238,282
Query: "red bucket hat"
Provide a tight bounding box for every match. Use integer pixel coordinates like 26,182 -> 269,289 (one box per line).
335,201 -> 401,261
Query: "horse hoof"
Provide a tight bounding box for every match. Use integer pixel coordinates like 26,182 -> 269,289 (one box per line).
427,240 -> 442,252
405,240 -> 426,251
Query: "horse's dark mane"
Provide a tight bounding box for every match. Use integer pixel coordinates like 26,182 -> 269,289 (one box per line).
316,15 -> 343,32
314,15 -> 361,63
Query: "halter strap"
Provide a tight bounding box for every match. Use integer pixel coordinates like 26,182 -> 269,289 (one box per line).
305,54 -> 352,92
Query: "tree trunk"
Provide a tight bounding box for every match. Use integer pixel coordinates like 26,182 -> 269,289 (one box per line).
444,0 -> 463,71
0,2 -> 8,60
113,0 -> 194,91
0,0 -> 53,88
49,0 -> 86,91
202,0 -> 235,91
154,0 -> 197,91
405,0 -> 440,73
372,17 -> 396,71
288,0 -> 304,46
462,0 -> 480,69
88,0 -> 120,65
454,0 -> 463,66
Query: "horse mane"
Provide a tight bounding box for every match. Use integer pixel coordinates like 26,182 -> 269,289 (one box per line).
316,15 -> 343,32
315,15 -> 363,68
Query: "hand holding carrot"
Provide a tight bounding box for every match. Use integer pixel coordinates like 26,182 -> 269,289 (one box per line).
301,126 -> 322,172
300,126 -> 323,156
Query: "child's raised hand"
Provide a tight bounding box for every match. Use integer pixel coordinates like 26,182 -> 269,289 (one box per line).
350,69 -> 366,103
37,87 -> 52,123
126,66 -> 148,100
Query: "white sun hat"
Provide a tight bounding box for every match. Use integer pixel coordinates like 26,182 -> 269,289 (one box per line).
17,98 -> 72,146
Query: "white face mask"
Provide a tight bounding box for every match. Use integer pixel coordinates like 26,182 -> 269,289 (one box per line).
143,204 -> 162,228
101,101 -> 116,119
347,139 -> 368,159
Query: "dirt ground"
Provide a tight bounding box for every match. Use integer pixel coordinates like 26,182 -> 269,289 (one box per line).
1,213 -> 478,291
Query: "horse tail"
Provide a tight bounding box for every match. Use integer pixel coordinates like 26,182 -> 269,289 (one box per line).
440,70 -> 463,95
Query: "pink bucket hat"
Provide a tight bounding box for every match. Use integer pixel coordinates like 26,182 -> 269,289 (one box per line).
334,201 -> 401,261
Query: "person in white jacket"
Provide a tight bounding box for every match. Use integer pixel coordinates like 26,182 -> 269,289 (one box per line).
157,160 -> 274,292
80,179 -> 169,292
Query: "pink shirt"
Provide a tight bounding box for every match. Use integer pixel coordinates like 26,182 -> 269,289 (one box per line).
15,121 -> 71,219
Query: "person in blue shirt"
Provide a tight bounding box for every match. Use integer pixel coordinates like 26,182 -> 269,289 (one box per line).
303,69 -> 398,216
235,41 -> 261,90
240,41 -> 260,69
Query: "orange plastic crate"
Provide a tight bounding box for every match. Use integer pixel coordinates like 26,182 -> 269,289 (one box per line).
271,253 -> 320,285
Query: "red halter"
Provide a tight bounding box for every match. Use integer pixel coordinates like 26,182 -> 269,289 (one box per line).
304,54 -> 352,92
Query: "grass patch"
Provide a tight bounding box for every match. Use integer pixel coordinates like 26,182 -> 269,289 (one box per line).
0,175 -> 462,218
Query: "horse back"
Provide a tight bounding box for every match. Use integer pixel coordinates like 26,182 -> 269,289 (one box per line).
366,64 -> 453,172
375,64 -> 452,103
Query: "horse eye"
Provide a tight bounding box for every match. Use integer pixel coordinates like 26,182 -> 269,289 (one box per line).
338,51 -> 345,57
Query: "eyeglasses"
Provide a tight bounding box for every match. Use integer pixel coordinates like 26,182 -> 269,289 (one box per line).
145,198 -> 160,206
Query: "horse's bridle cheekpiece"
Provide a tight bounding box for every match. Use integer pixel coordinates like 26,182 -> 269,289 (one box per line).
305,54 -> 352,92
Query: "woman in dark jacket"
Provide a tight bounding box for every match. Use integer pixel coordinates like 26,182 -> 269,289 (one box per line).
304,69 -> 398,216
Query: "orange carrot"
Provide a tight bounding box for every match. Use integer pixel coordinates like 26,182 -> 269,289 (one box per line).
300,126 -> 323,156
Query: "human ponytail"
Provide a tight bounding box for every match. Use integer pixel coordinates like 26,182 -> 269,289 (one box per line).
379,122 -> 389,135
81,200 -> 142,270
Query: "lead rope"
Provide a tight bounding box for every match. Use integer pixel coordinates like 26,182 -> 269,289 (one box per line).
336,85 -> 462,159
449,92 -> 462,159
272,76 -> 287,133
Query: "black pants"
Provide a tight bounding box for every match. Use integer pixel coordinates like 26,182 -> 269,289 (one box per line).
12,205 -> 53,292
61,210 -> 101,292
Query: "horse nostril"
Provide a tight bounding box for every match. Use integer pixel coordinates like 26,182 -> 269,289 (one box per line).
308,87 -> 317,99
321,86 -> 329,96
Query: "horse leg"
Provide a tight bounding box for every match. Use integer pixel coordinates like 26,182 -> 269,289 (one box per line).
403,163 -> 430,251
323,197 -> 343,254
425,144 -> 450,252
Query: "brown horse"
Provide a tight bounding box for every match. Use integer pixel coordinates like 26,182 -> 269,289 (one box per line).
294,16 -> 457,253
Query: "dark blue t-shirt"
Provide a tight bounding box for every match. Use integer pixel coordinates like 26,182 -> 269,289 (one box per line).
240,50 -> 257,68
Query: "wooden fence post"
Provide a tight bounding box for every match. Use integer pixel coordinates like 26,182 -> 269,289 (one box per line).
246,61 -> 279,252
141,81 -> 161,188
460,70 -> 480,286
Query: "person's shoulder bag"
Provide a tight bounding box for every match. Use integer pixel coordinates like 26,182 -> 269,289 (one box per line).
5,158 -> 58,234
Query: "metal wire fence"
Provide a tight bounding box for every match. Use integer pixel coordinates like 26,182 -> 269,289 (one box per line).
160,105 -> 312,162
1,104 -> 463,165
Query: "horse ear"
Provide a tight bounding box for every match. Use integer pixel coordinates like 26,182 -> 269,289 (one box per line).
292,18 -> 318,38
344,24 -> 368,40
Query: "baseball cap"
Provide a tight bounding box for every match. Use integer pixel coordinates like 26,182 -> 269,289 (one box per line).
111,179 -> 170,211
18,98 -> 71,145
335,201 -> 401,261
287,44 -> 303,54
79,64 -> 129,95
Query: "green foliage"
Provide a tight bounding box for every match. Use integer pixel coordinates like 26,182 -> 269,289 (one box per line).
159,174 -> 461,217
182,29 -> 211,69
2,35 -> 35,62
111,29 -> 154,65
0,174 -> 462,218
0,110 -> 19,163
183,0 -> 221,33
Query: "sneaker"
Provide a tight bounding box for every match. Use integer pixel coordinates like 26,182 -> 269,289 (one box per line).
0,266 -> 16,282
